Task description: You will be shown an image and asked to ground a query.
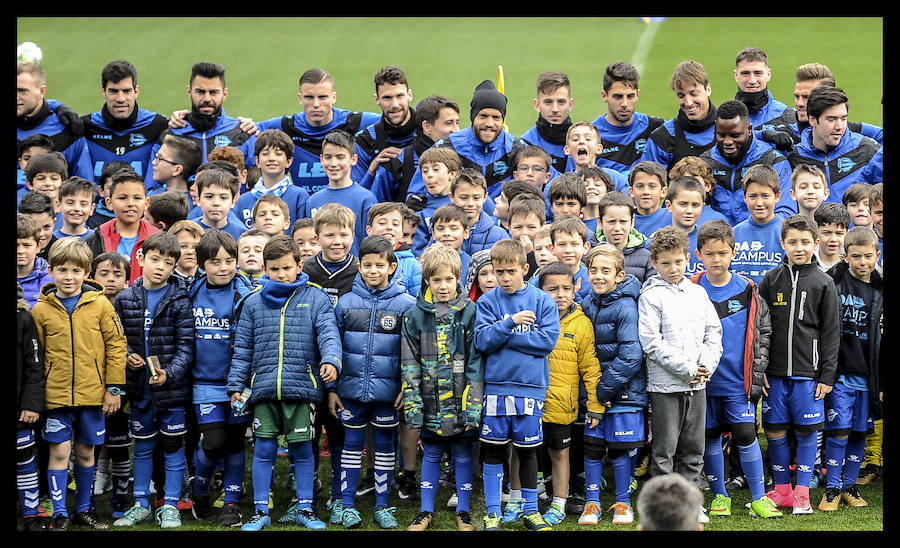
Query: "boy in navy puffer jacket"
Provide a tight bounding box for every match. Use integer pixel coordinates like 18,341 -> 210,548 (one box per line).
329,235 -> 416,529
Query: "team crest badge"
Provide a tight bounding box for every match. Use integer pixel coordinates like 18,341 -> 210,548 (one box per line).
381,314 -> 396,330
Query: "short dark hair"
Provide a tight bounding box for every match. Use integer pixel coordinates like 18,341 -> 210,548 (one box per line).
291,217 -> 315,237
58,177 -> 97,201
415,95 -> 459,129
263,234 -> 301,265
142,231 -> 182,262
780,214 -> 819,241
373,65 -> 408,92
538,260 -> 574,289
91,251 -> 131,282
196,228 -> 238,267
358,234 -> 397,264
549,215 -> 589,245
18,191 -> 55,216
163,134 -> 203,179
808,85 -> 849,120
367,202 -> 405,227
109,170 -> 146,196
603,61 -> 640,92
548,173 -> 587,207
629,161 -> 667,188
508,196 -> 547,225
735,46 -> 768,67
25,151 -> 67,182
148,190 -> 190,228
18,133 -> 53,158
99,161 -> 133,189
195,167 -> 239,198
812,202 -> 851,229
598,191 -> 635,220
842,182 -> 872,206
322,129 -> 356,155
190,61 -> 225,85
579,167 -> 614,192
696,219 -> 735,251
299,68 -> 333,88
844,225 -> 879,252
717,99 -> 750,121
431,204 -> 469,228
254,129 -> 294,159
870,183 -> 883,207
536,71 -> 570,96
665,176 -> 706,203
649,226 -> 690,259
501,179 -> 545,203
101,59 -> 138,88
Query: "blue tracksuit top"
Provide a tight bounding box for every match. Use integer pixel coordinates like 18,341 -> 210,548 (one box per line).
81,107 -> 168,181
333,272 -> 416,403
145,108 -> 256,191
257,107 -> 381,196
474,282 -> 560,400
17,99 -> 94,185
592,112 -> 665,175
365,146 -> 422,203
351,118 -> 417,184
463,210 -> 509,256
519,124 -> 568,174
700,136 -> 796,226
746,90 -> 791,133
232,183 -> 309,230
435,127 -> 527,199
641,116 -> 717,172
786,127 -> 882,206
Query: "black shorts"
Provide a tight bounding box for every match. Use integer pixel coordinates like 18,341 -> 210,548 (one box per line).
542,421 -> 573,450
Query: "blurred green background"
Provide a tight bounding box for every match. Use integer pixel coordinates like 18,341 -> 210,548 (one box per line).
17,17 -> 883,135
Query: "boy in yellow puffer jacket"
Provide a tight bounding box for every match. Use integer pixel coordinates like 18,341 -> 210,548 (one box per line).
538,260 -> 604,525
30,237 -> 127,530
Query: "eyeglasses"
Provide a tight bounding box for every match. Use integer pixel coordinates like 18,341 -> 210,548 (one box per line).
515,165 -> 547,174
153,154 -> 178,166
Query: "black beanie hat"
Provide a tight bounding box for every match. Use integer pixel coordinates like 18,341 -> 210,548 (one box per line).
470,80 -> 507,122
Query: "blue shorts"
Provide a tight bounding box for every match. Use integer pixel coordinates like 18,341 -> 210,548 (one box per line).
338,398 -> 399,429
762,377 -> 824,431
481,414 -> 544,447
824,381 -> 874,436
129,400 -> 187,439
104,408 -> 131,447
17,428 -> 36,450
706,395 -> 756,432
42,406 -> 106,445
583,410 -> 645,449
196,402 -> 252,427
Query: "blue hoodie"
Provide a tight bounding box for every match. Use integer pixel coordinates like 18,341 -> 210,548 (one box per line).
18,256 -> 53,309
474,282 -> 560,400
333,272 -> 416,403
463,210 -> 509,256
786,127 -> 882,206
435,127 -> 527,199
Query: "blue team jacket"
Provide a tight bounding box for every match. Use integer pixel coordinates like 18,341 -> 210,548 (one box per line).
81,107 -> 169,181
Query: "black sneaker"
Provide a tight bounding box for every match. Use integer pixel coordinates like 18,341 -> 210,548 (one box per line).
191,493 -> 212,520
49,514 -> 70,531
724,474 -> 747,492
22,516 -> 49,531
398,472 -> 418,501
221,503 -> 243,527
566,492 -> 586,515
73,508 -> 109,530
356,473 -> 376,497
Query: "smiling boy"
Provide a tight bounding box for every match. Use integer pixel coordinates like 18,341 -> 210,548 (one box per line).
731,165 -> 786,284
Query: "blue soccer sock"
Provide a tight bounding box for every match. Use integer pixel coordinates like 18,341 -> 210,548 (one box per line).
766,434 -> 792,487
612,452 -> 634,504
373,427 -> 395,510
483,462 -> 504,515
842,436 -> 866,488
289,441 -> 315,510
329,444 -> 343,499
74,464 -> 96,513
47,467 -> 69,517
341,426 -> 365,508
251,437 -> 277,514
163,444 -> 186,506
132,437 -> 156,508
584,458 -> 603,503
703,436 -> 727,497
223,450 -> 245,505
825,436 -> 848,489
16,450 -> 40,517
737,439 -> 766,501
193,447 -> 216,496
521,487 -> 538,514
452,442 -> 474,514
420,441 -> 442,513
795,431 -> 817,489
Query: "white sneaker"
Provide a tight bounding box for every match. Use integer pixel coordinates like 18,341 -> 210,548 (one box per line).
446,493 -> 458,508
698,505 -> 710,523
93,471 -> 112,495
610,502 -> 635,525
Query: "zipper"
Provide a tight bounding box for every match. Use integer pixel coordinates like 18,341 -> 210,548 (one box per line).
69,308 -> 76,406
307,364 -> 318,390
94,359 -> 103,384
798,290 -> 807,321
277,292 -> 293,400
787,267 -> 799,376
366,294 -> 378,401
812,339 -> 819,371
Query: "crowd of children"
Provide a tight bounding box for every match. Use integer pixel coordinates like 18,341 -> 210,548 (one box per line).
16,52 -> 883,533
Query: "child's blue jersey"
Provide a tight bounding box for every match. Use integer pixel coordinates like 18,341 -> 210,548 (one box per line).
232,181 -> 309,231
697,273 -> 752,397
684,225 -> 704,276
188,213 -> 247,241
306,183 -> 377,258
257,107 -> 381,195
474,283 -> 560,400
731,216 -> 784,284
634,207 -> 672,239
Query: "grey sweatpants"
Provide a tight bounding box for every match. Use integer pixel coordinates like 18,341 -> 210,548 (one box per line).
648,389 -> 707,487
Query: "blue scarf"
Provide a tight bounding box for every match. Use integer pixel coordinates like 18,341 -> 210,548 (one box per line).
250,175 -> 292,199
259,277 -> 305,308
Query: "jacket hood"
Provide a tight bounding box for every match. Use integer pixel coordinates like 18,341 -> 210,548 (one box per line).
602,273 -> 642,304
19,256 -> 49,282
594,227 -> 647,252
188,271 -> 257,299
351,268 -> 407,301
416,282 -> 471,324
38,278 -> 105,306
640,273 -> 690,294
